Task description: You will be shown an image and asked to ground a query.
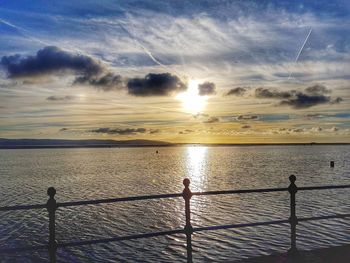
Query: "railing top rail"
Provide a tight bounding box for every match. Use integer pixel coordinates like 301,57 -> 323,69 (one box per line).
298,184 -> 350,191
1,184 -> 349,212
192,187 -> 288,196
58,192 -> 183,208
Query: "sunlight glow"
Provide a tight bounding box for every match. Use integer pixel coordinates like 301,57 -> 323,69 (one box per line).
176,80 -> 207,114
185,146 -> 208,188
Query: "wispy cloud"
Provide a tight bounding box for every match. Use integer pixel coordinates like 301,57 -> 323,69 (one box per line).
0,1 -> 349,142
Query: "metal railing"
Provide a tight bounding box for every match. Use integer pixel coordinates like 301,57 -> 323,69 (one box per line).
0,175 -> 350,262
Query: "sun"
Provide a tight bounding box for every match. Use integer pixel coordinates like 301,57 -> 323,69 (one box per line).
176,79 -> 208,114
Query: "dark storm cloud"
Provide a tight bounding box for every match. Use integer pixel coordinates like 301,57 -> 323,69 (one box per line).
1,46 -> 103,78
203,116 -> 220,123
90,127 -> 147,135
198,82 -> 216,96
254,84 -> 342,109
226,87 -> 247,96
127,73 -> 186,96
74,73 -> 125,91
47,95 -> 75,101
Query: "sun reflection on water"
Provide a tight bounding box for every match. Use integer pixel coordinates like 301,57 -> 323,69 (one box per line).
185,146 -> 208,190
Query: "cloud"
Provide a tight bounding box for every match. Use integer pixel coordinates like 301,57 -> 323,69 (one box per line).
311,126 -> 322,132
305,112 -> 350,119
226,87 -> 247,96
279,93 -> 342,109
305,113 -> 324,119
90,127 -> 148,135
237,115 -> 258,120
254,84 -> 342,109
305,84 -> 331,95
255,87 -> 294,99
193,112 -> 209,119
203,116 -> 220,123
272,126 -> 343,135
74,73 -> 124,91
1,48 -> 190,95
149,129 -> 160,134
47,95 -> 75,101
1,46 -> 103,78
332,97 -> 343,104
291,128 -> 304,133
127,73 -> 186,96
179,129 -> 194,134
198,82 -> 216,96
1,46 -> 127,92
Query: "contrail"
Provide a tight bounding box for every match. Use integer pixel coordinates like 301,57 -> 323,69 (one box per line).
288,28 -> 312,79
115,17 -> 185,76
0,18 -> 50,46
117,21 -> 170,71
0,18 -> 83,53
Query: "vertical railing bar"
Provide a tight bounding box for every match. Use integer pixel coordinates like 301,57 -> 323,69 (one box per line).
46,187 -> 58,263
288,175 -> 298,255
182,178 -> 193,263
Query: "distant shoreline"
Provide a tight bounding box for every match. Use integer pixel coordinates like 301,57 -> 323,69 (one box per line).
0,138 -> 349,150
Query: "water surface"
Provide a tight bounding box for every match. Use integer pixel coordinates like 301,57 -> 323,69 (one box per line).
0,145 -> 349,262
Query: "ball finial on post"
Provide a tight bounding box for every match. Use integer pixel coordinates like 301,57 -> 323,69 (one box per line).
47,187 -> 56,199
183,178 -> 190,188
289,175 -> 296,184
182,178 -> 192,200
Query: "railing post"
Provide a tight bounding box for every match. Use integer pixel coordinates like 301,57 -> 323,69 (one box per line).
182,178 -> 193,263
288,175 -> 298,254
46,187 -> 58,263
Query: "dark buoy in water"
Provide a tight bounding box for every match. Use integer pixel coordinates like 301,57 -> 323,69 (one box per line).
330,161 -> 335,168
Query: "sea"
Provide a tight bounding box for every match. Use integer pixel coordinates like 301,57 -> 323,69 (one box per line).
0,145 -> 349,262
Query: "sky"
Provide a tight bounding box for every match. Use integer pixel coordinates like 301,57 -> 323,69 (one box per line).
0,0 -> 349,143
